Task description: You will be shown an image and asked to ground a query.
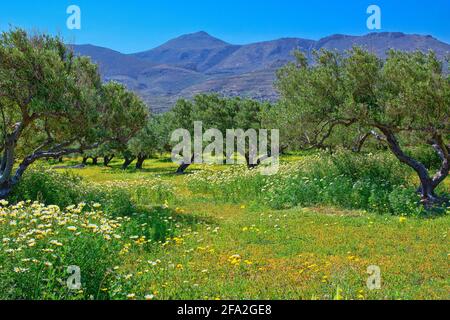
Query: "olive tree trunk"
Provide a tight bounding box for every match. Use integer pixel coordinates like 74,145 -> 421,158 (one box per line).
0,122 -> 98,199
122,156 -> 135,170
136,154 -> 147,170
379,127 -> 449,208
176,154 -> 195,174
103,155 -> 114,166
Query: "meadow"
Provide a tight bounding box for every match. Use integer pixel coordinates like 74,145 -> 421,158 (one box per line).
0,28 -> 448,302
1,153 -> 448,300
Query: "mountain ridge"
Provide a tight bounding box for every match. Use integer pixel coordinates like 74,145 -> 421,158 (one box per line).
72,31 -> 450,113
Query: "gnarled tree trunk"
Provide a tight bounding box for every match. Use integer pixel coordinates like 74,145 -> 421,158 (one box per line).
0,120 -> 98,199
103,155 -> 114,166
176,154 -> 195,174
136,154 -> 147,170
122,156 -> 135,170
379,127 -> 449,208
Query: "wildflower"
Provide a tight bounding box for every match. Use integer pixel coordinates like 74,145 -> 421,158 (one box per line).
93,203 -> 102,208
399,217 -> 407,223
87,224 -> 98,230
228,254 -> 241,266
14,267 -> 29,273
0,199 -> 9,206
145,294 -> 154,300
67,226 -> 77,232
334,287 -> 344,300
176,264 -> 184,270
126,293 -> 136,300
49,240 -> 63,247
357,290 -> 365,299
173,237 -> 184,245
27,239 -> 36,247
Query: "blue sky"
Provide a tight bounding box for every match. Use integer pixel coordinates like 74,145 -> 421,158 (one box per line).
0,0 -> 449,53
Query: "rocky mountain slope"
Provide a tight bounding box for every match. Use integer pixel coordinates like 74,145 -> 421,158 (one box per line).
72,31 -> 450,113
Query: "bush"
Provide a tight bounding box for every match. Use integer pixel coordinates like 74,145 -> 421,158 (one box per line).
9,167 -> 136,217
329,151 -> 410,186
188,151 -> 445,216
9,167 -> 83,208
263,152 -> 430,215
388,185 -> 425,216
406,146 -> 442,170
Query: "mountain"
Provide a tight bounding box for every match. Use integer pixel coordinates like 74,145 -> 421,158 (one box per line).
71,44 -> 155,77
132,31 -> 241,73
205,38 -> 316,75
314,32 -> 450,59
72,31 -> 450,113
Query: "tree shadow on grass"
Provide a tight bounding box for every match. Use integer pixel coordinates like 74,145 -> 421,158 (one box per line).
125,205 -> 215,244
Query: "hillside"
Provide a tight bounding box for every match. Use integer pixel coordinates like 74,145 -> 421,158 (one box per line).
72,31 -> 450,113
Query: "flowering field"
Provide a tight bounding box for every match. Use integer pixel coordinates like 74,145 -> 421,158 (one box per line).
0,155 -> 449,300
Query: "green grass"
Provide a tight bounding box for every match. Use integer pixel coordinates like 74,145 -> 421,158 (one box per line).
2,155 -> 449,300
0,154 -> 450,299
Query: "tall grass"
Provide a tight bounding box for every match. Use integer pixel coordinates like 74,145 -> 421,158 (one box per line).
189,151 -> 448,216
2,167 -> 199,299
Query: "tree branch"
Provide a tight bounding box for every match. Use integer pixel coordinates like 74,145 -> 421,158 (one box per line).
11,142 -> 100,185
429,134 -> 449,188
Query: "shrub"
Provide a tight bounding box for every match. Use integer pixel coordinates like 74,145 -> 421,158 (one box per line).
188,152 -> 446,216
9,166 -> 83,208
9,167 -> 137,217
406,146 -> 442,170
388,185 -> 425,216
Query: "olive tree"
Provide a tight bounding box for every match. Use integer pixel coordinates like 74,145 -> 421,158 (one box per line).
276,47 -> 449,207
127,114 -> 172,169
169,94 -> 267,173
0,29 -> 147,197
101,81 -> 148,169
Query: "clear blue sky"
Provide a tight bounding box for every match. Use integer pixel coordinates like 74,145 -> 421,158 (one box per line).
0,0 -> 449,53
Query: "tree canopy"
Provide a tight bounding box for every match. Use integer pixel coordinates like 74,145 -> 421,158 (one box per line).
0,29 -> 148,197
273,47 -> 449,206
168,94 -> 269,172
